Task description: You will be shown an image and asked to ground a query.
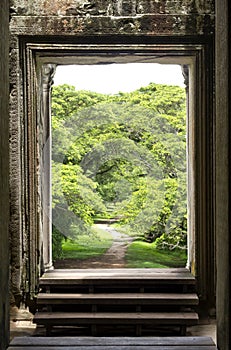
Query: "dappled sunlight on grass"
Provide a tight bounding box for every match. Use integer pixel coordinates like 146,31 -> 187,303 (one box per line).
61,226 -> 113,260
125,241 -> 187,268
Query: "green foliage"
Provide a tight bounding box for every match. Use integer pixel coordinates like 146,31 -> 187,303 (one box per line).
52,161 -> 106,241
52,225 -> 65,260
52,84 -> 107,121
51,82 -> 187,255
59,163 -> 106,223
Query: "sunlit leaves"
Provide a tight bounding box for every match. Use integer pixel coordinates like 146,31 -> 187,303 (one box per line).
51,82 -> 187,251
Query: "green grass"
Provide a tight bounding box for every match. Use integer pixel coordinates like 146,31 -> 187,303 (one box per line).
125,240 -> 187,268
61,225 -> 113,260
60,224 -> 187,268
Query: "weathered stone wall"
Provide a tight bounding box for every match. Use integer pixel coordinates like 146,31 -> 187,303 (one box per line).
8,0 -> 215,306
9,26 -> 23,306
215,2 -> 231,349
10,0 -> 214,36
0,1 -> 10,348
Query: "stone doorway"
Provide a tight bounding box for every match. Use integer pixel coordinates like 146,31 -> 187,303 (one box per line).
18,39 -> 214,314
40,57 -> 191,272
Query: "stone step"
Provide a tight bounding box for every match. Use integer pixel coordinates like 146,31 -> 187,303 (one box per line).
33,311 -> 199,328
9,336 -> 217,347
40,268 -> 196,290
37,292 -> 199,306
8,336 -> 217,350
35,268 -> 198,336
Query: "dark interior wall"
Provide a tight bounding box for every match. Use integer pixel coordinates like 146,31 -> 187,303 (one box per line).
0,1 -> 10,349
215,2 -> 231,350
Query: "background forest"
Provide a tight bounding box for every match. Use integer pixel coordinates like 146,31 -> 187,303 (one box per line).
51,82 -> 187,267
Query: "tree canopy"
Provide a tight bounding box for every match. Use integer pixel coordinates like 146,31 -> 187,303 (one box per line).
51,82 -> 187,254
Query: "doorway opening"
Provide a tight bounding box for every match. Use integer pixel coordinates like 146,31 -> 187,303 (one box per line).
50,63 -> 188,270
21,39 -> 215,317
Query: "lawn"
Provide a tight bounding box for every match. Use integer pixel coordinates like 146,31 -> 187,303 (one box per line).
125,240 -> 187,268
59,224 -> 187,268
61,225 -> 113,260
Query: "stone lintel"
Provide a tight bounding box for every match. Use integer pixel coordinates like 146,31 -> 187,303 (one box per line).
10,14 -> 215,36
10,0 -> 215,17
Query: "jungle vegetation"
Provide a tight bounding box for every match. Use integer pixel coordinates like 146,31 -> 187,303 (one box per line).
51,82 -> 187,266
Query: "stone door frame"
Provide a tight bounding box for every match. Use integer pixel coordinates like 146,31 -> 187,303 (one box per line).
20,37 -> 214,312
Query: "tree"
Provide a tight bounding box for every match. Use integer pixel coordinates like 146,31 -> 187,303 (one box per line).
51,82 -> 187,252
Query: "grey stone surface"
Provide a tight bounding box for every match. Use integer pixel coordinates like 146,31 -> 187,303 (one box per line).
9,42 -> 23,305
0,1 -> 10,349
10,14 -> 215,36
10,0 -> 215,16
215,1 -> 231,350
9,0 -> 215,36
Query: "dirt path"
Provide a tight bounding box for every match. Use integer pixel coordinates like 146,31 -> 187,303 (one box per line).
54,224 -> 134,269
